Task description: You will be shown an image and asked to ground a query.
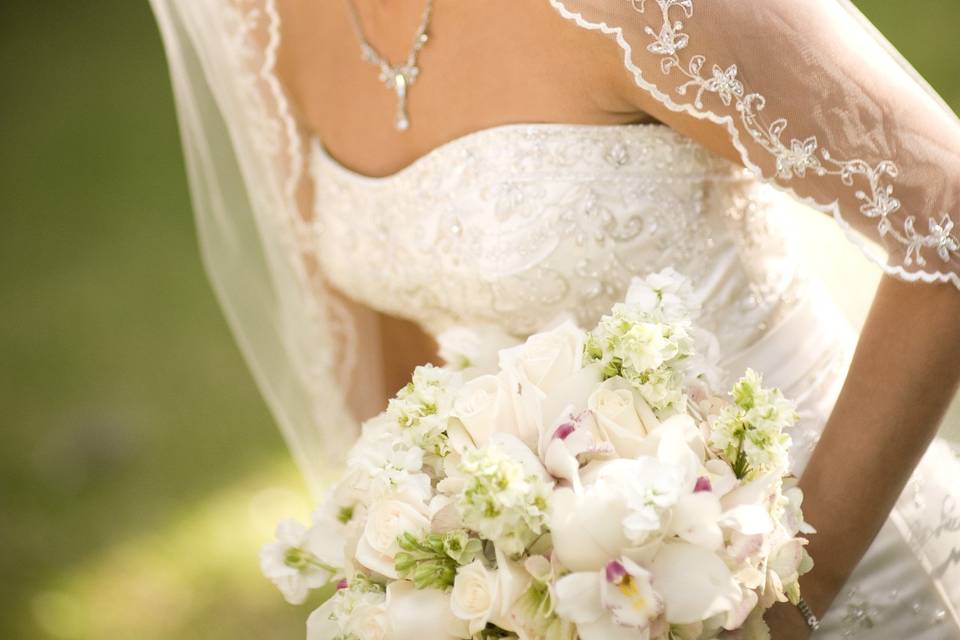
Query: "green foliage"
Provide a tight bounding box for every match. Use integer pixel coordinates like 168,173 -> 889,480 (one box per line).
394,530 -> 482,590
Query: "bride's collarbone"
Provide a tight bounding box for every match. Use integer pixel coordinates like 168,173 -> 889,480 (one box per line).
276,0 -> 652,178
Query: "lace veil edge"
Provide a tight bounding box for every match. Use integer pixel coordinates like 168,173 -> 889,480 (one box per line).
150,0 -> 361,496
549,0 -> 960,290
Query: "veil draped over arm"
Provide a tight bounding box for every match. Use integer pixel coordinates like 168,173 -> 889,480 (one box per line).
149,0 -> 378,495
550,0 -> 960,287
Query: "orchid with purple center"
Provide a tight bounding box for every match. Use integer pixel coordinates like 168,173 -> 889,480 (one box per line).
541,409 -> 615,492
554,556 -> 665,640
694,476 -> 712,493
553,422 -> 576,441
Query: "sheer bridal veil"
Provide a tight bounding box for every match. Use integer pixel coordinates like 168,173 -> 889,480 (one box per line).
149,0 -> 960,495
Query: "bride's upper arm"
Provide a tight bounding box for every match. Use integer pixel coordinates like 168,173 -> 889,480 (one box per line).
556,0 -> 960,288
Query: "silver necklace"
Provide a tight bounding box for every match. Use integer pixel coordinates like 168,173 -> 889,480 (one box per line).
343,0 -> 433,132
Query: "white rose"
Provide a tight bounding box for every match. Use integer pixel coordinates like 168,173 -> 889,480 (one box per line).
347,602 -> 389,640
386,581 -> 470,640
587,378 -> 656,457
499,320 -> 585,396
355,497 -> 430,579
499,321 -> 587,447
451,560 -> 499,635
452,374 -> 520,447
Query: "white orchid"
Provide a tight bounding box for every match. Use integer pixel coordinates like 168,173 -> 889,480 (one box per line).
554,557 -> 664,640
259,516 -> 343,605
539,408 -> 615,491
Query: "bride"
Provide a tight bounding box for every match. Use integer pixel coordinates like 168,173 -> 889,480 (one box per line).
149,0 -> 960,637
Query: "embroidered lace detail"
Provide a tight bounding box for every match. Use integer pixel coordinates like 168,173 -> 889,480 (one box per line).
222,0 -> 356,379
310,122 -> 804,355
638,0 -> 960,271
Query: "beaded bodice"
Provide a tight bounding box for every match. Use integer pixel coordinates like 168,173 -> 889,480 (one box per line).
311,122 -> 805,353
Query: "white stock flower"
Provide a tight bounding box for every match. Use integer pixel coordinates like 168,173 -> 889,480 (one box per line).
307,580 -> 387,640
387,364 -> 462,456
709,369 -> 798,480
456,436 -> 552,556
349,429 -> 432,504
355,495 -> 431,579
624,268 -> 699,321
585,294 -> 696,415
260,517 -> 342,605
777,480 -> 816,537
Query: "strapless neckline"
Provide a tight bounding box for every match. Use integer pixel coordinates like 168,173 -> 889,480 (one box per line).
311,121 -> 669,183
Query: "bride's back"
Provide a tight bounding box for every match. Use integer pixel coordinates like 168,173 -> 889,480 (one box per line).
275,0 -> 649,179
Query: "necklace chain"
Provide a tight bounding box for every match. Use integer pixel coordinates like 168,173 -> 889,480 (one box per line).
343,0 -> 434,132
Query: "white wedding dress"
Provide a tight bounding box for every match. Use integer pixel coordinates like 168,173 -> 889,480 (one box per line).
311,120 -> 960,638
149,0 -> 960,637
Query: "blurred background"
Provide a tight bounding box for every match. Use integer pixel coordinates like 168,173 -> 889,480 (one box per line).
1,1 -> 958,638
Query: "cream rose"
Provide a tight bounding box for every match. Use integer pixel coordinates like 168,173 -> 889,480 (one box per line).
386,581 -> 470,640
346,602 -> 389,640
451,560 -> 499,635
587,378 -> 658,457
355,497 -> 430,578
499,320 -> 585,396
499,321 -> 586,447
452,374 -> 519,447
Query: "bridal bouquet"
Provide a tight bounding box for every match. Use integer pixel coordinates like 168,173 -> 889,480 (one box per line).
260,269 -> 814,640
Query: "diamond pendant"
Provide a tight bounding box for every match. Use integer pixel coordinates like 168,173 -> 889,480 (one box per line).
393,72 -> 410,131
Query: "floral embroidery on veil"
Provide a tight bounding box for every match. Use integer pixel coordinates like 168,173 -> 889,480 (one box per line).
552,0 -> 960,282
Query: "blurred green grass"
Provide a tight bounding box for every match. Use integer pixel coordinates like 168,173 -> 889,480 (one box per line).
0,1 -> 957,639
